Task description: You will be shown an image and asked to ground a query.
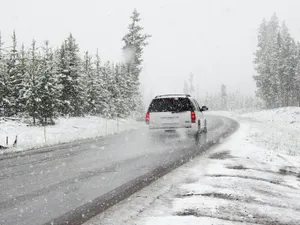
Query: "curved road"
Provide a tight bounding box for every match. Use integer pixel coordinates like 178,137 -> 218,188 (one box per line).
0,115 -> 237,225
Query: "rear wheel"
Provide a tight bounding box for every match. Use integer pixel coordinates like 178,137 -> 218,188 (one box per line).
203,119 -> 208,133
196,120 -> 201,136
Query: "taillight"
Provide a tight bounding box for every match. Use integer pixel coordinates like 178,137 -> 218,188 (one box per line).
191,111 -> 196,123
146,112 -> 150,124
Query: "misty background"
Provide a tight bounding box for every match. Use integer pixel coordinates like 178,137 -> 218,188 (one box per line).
1,0 -> 300,105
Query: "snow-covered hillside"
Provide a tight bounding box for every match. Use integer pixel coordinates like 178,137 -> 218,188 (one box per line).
0,116 -> 143,154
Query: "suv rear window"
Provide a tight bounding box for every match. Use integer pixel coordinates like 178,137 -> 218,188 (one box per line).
148,98 -> 194,112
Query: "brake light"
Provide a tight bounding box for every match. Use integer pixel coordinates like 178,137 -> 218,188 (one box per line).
191,111 -> 196,123
146,112 -> 150,124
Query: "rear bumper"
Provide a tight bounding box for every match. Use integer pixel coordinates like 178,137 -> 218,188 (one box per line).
148,126 -> 198,137
149,125 -> 192,130
148,124 -> 198,133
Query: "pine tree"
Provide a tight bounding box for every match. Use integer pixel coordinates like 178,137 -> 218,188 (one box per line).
267,14 -> 281,108
295,43 -> 300,106
17,43 -> 28,113
100,61 -> 114,118
283,23 -> 298,106
0,32 -> 7,116
278,22 -> 298,106
276,31 -> 285,106
111,63 -> 122,118
118,63 -> 132,117
58,34 -> 85,116
82,51 -> 98,115
254,15 -> 280,108
254,18 -> 268,107
204,93 -> 209,106
37,41 -> 61,125
220,84 -> 227,110
253,14 -> 300,108
55,42 -> 67,114
188,73 -> 195,96
94,50 -> 108,115
183,81 -> 189,94
108,62 -> 119,118
24,40 -> 40,125
290,39 -> 298,106
113,63 -> 133,118
122,9 -> 151,112
4,31 -> 20,115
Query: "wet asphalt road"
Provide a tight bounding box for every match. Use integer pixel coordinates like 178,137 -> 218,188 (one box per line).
0,115 -> 237,225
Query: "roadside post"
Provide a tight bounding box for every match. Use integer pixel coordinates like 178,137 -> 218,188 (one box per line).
44,126 -> 47,143
117,115 -> 119,133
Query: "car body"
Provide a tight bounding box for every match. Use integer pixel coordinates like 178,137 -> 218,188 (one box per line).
145,94 -> 208,136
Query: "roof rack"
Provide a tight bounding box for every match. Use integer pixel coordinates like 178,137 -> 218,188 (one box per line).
155,94 -> 191,99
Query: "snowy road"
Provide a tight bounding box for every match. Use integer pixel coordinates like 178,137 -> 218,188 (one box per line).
0,115 -> 237,225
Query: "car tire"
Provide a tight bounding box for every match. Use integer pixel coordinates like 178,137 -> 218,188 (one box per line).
203,119 -> 208,134
196,120 -> 201,136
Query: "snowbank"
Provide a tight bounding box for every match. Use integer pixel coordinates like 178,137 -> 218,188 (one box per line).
209,107 -> 300,156
0,116 -> 143,154
239,107 -> 300,156
240,107 -> 300,123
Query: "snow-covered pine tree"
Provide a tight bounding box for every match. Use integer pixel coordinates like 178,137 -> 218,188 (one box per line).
122,9 -> 151,112
254,19 -> 268,108
183,81 -> 189,94
16,44 -> 28,113
0,32 -> 7,116
295,43 -> 300,106
112,63 -> 122,118
5,31 -> 20,116
24,40 -> 41,125
284,23 -> 298,106
276,30 -> 285,107
220,84 -> 227,110
58,34 -> 85,116
267,14 -> 281,108
94,50 -> 108,115
37,41 -> 61,125
113,62 -> 134,118
135,92 -> 145,118
100,61 -> 115,118
188,73 -> 195,96
278,22 -> 297,106
183,73 -> 196,96
204,93 -> 209,106
109,62 -> 119,118
290,39 -> 299,106
254,15 -> 280,108
118,63 -> 132,117
55,42 -> 68,115
82,51 -> 98,115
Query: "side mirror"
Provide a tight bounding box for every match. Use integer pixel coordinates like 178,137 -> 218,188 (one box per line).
200,106 -> 209,111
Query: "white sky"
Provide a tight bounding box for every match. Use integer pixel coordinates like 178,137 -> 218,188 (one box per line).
1,0 -> 300,103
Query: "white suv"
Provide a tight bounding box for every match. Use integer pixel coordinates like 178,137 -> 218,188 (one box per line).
145,94 -> 208,136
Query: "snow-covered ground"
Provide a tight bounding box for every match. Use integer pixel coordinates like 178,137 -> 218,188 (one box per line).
0,116 -> 143,154
84,107 -> 300,225
240,107 -> 300,156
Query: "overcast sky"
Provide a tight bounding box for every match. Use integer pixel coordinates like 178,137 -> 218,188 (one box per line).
1,0 -> 300,103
